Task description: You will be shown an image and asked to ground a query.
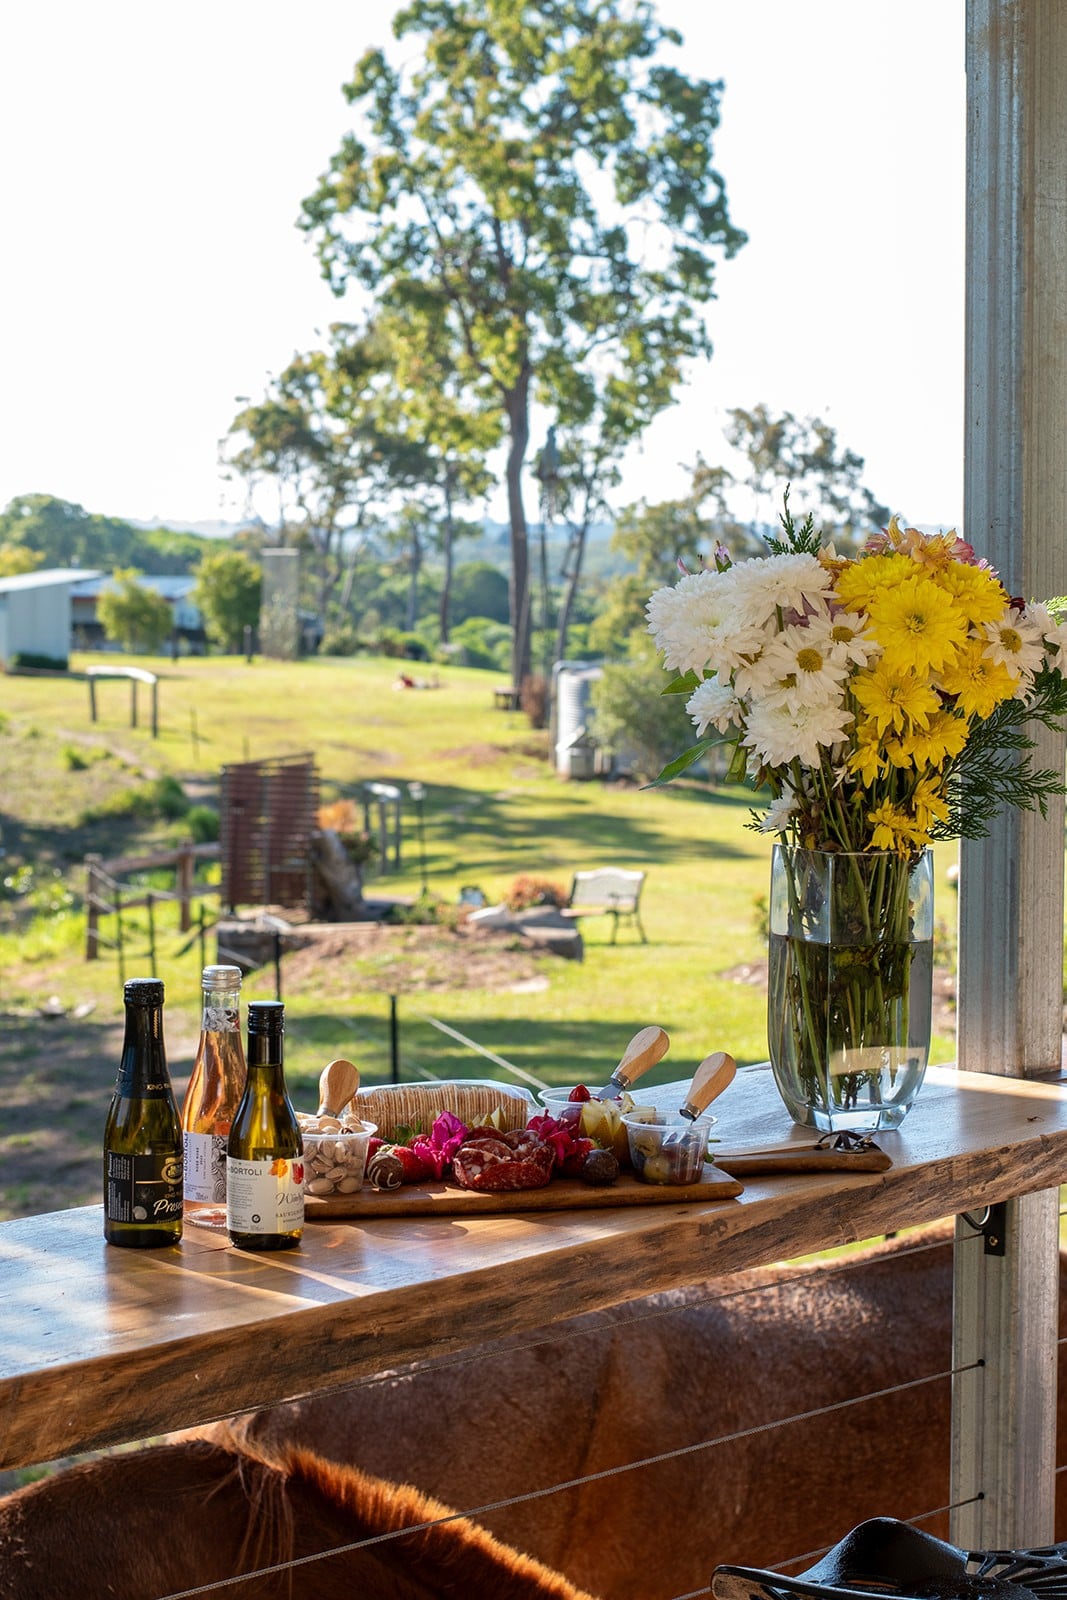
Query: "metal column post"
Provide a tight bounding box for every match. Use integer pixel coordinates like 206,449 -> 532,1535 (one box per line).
953,0 -> 1067,1549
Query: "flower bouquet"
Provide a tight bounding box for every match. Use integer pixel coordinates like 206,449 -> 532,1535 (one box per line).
646,498 -> 1067,1128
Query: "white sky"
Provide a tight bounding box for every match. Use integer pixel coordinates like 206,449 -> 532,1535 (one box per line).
0,1 -> 964,533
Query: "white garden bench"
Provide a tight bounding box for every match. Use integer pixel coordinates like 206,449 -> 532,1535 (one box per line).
561,868 -> 647,944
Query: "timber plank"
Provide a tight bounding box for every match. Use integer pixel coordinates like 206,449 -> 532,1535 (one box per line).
3,1064 -> 1067,1471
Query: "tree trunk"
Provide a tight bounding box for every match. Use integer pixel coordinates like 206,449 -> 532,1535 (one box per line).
406,524 -> 422,632
439,467 -> 456,645
505,377 -> 531,689
554,515 -> 589,668
308,830 -> 366,921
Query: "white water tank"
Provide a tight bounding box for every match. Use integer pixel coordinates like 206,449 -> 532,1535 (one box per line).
554,664 -> 603,778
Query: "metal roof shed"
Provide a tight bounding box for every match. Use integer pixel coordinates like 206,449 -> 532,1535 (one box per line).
0,568 -> 101,668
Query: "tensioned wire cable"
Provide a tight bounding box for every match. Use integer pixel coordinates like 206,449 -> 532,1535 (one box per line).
154,1359 -> 980,1600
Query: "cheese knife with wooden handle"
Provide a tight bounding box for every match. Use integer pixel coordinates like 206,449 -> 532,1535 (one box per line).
679,1051 -> 736,1120
591,1025 -> 670,1101
317,1058 -> 360,1119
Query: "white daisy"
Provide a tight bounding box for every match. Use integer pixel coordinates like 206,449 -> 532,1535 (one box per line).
686,676 -> 741,736
728,552 -> 834,630
980,604 -> 1049,684
826,610 -> 879,670
742,697 -> 854,770
1023,602 -> 1067,666
753,620 -> 852,711
759,788 -> 800,834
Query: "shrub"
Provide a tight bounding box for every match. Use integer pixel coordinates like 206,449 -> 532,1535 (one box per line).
79,775 -> 190,825
63,745 -> 89,771
447,617 -> 511,671
503,875 -> 567,911
590,651 -> 696,783
9,652 -> 68,671
183,805 -> 219,844
320,623 -> 361,657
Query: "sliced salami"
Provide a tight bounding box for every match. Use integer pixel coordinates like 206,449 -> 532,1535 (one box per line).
452,1128 -> 555,1192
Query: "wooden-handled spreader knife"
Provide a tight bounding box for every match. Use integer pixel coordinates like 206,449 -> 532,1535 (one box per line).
590,1025 -> 671,1100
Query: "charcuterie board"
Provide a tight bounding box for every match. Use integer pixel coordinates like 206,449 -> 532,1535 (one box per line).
302,1161 -> 742,1218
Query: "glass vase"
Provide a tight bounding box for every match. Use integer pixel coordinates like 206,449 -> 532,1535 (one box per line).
767,846 -> 934,1132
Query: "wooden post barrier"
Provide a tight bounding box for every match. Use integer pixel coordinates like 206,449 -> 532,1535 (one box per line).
176,841 -> 194,933
85,666 -> 159,738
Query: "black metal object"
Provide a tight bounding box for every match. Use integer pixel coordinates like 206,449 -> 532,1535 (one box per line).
389,994 -> 400,1084
713,1517 -> 1067,1600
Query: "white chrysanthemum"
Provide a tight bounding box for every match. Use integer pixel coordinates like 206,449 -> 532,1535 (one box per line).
980,605 -> 1049,684
742,697 -> 854,770
752,619 -> 852,712
728,552 -> 834,630
759,788 -> 800,834
646,569 -> 764,676
826,610 -> 879,670
686,676 -> 741,736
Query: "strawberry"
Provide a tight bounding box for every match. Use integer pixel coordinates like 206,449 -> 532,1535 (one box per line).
389,1144 -> 433,1183
568,1084 -> 592,1102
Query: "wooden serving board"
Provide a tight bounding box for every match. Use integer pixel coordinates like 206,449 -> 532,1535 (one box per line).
302,1161 -> 742,1218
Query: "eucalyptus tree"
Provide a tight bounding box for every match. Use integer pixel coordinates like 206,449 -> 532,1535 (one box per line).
300,0 -> 745,689
365,306 -> 498,643
224,327 -> 426,622
724,405 -> 891,547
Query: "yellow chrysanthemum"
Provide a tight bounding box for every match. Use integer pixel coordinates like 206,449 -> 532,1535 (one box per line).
939,641 -> 1019,718
847,723 -> 885,784
867,575 -> 969,676
900,709 -> 971,767
851,663 -> 941,734
910,774 -> 951,833
883,735 -> 914,770
867,801 -> 929,853
834,552 -> 912,614
935,560 -> 1008,624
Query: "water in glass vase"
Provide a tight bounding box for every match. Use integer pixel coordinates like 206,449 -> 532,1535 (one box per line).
766,847 -> 935,1133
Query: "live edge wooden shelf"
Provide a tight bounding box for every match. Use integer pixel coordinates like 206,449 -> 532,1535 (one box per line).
3,1063 -> 1067,1474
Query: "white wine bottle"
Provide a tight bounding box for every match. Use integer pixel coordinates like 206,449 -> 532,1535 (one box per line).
181,964 -> 247,1219
103,978 -> 183,1248
226,1000 -> 303,1250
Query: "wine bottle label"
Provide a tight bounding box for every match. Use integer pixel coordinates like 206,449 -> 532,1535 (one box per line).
105,1151 -> 183,1224
226,1156 -> 304,1234
114,1074 -> 175,1099
184,1130 -> 228,1203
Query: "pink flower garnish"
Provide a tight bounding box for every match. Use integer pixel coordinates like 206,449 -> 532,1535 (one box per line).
527,1113 -> 594,1173
410,1111 -> 470,1179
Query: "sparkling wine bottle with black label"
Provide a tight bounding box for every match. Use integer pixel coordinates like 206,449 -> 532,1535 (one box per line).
104,977 -> 183,1248
226,1000 -> 303,1250
181,965 -> 247,1218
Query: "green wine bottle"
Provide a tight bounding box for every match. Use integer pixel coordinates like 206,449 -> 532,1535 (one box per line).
103,978 -> 183,1248
226,1000 -> 304,1250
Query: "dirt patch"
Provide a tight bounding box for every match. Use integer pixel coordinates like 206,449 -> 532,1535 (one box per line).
282,921 -> 545,995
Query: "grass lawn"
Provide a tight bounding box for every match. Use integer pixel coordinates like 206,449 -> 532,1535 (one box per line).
0,651 -> 960,1218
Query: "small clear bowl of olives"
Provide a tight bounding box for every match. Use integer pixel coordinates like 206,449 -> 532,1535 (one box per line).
621,1110 -> 713,1186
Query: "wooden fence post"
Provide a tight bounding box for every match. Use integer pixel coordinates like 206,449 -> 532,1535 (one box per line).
176,841 -> 194,932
